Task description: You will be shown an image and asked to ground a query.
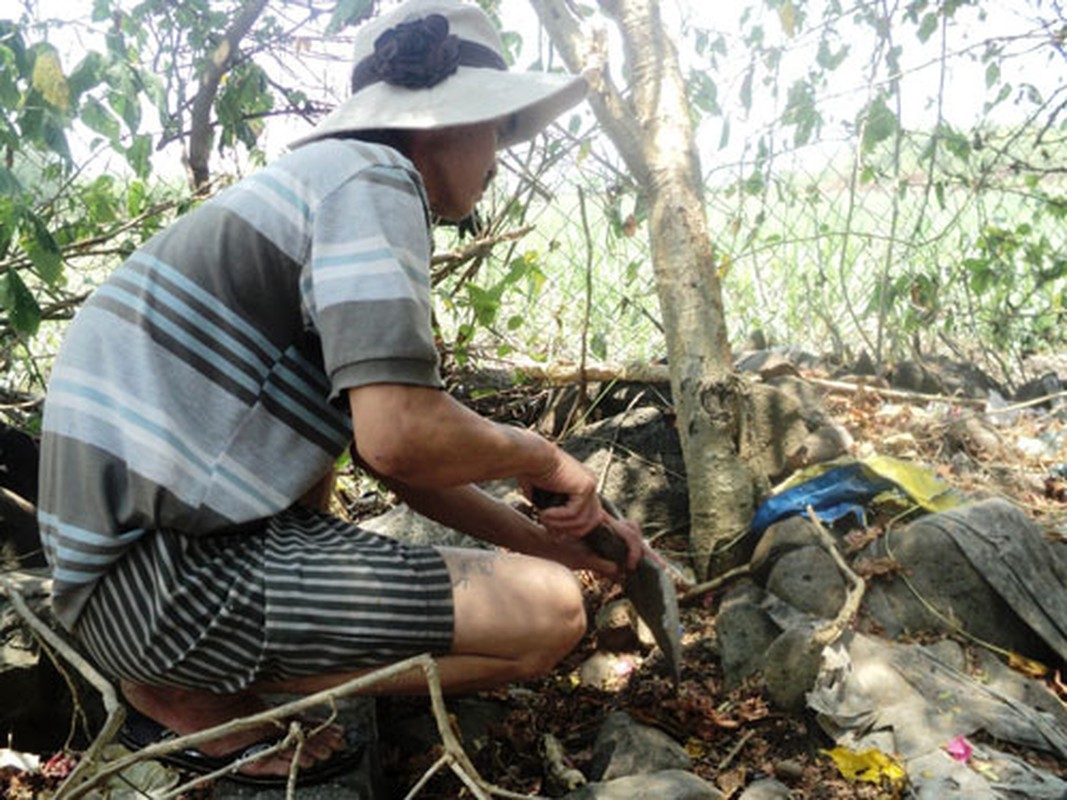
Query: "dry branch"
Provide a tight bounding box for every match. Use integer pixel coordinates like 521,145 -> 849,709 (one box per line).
0,575 -> 525,798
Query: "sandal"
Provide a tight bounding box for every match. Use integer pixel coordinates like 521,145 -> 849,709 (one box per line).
118,707 -> 365,787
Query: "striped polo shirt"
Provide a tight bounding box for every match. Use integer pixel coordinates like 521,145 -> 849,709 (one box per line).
38,138 -> 444,629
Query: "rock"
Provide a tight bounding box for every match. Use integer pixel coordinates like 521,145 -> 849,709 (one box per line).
750,516 -> 824,583
714,584 -> 781,689
772,759 -> 806,782
743,380 -> 814,482
555,407 -> 689,544
578,652 -> 638,690
946,413 -> 1006,460
564,769 -> 724,799
887,360 -> 944,395
595,599 -> 655,652
762,628 -> 823,712
860,500 -> 1060,662
797,422 -> 852,466
765,546 -> 846,620
378,696 -> 508,761
360,498 -> 489,549
737,777 -> 793,799
588,712 -> 691,782
1014,370 -> 1062,406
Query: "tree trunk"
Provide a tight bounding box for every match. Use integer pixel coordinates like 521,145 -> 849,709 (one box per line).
532,0 -> 758,577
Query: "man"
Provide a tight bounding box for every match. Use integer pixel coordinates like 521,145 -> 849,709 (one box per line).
38,0 -> 644,786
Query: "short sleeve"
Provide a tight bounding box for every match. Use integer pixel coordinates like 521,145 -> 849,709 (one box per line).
303,162 -> 444,399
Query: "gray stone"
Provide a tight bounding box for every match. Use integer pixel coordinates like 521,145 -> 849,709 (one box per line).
714,585 -> 781,689
588,711 -> 691,782
738,777 -> 793,799
750,516 -> 824,583
860,503 -> 1053,659
565,769 -> 724,800
595,599 -> 655,652
763,628 -> 823,712
554,407 -> 689,544
578,652 -> 636,690
765,546 -> 845,620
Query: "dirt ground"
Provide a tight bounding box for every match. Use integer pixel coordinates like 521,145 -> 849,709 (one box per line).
4,372 -> 1066,799
369,382 -> 1067,798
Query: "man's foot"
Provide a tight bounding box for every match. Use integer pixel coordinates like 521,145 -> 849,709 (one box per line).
121,681 -> 348,782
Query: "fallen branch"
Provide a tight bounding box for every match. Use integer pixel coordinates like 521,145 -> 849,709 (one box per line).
679,563 -> 751,605
541,732 -> 586,792
804,506 -> 866,648
0,575 -> 126,797
0,574 -> 527,798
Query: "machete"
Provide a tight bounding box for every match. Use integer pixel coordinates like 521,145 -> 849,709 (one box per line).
532,488 -> 682,687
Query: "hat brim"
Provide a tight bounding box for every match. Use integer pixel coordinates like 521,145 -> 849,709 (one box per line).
289,67 -> 587,150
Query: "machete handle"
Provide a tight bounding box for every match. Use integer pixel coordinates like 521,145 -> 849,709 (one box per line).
531,487 -> 629,567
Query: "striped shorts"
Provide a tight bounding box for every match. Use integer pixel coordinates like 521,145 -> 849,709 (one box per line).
75,506 -> 455,693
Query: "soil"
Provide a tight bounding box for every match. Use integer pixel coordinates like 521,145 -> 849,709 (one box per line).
369,381 -> 1067,798
4,367 -> 1066,799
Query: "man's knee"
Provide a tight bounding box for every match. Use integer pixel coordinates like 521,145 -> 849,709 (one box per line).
522,564 -> 586,676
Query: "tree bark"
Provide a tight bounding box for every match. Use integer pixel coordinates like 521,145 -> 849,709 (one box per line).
187,0 -> 268,190
532,0 -> 757,577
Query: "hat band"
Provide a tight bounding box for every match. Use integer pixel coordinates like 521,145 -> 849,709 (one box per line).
352,37 -> 506,93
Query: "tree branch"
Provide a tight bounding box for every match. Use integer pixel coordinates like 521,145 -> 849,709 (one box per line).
529,0 -> 649,185
187,0 -> 269,190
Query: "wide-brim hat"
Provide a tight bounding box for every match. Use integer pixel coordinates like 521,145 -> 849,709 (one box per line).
290,0 -> 587,150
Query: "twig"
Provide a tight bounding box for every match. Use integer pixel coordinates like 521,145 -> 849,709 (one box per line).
803,506 -> 866,648
679,563 -> 751,605
0,485 -> 36,516
0,575 -> 126,796
541,733 -> 586,791
718,729 -> 755,771
156,723 -> 305,800
806,376 -> 986,407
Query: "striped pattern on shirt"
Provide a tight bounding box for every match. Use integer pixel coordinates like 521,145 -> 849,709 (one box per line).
38,139 -> 443,628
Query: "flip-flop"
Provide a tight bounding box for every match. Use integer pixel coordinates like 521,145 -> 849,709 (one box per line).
118,707 -> 365,788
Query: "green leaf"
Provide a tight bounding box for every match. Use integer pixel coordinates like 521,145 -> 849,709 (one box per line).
22,213 -> 63,286
326,0 -> 373,34
782,79 -> 819,146
816,39 -> 849,71
861,95 -> 899,152
689,71 -> 720,115
984,61 -> 1000,89
0,45 -> 21,108
67,51 -> 107,100
0,270 -> 42,335
92,0 -> 112,22
917,12 -> 938,43
125,134 -> 152,179
81,96 -> 121,140
0,167 -> 24,197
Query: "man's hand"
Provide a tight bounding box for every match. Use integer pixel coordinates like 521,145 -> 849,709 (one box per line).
529,483 -> 647,576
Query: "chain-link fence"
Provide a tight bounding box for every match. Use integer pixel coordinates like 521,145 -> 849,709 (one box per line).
434,1 -> 1067,391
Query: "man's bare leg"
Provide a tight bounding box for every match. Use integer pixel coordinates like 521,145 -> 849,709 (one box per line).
255,548 -> 588,695
122,548 -> 585,778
